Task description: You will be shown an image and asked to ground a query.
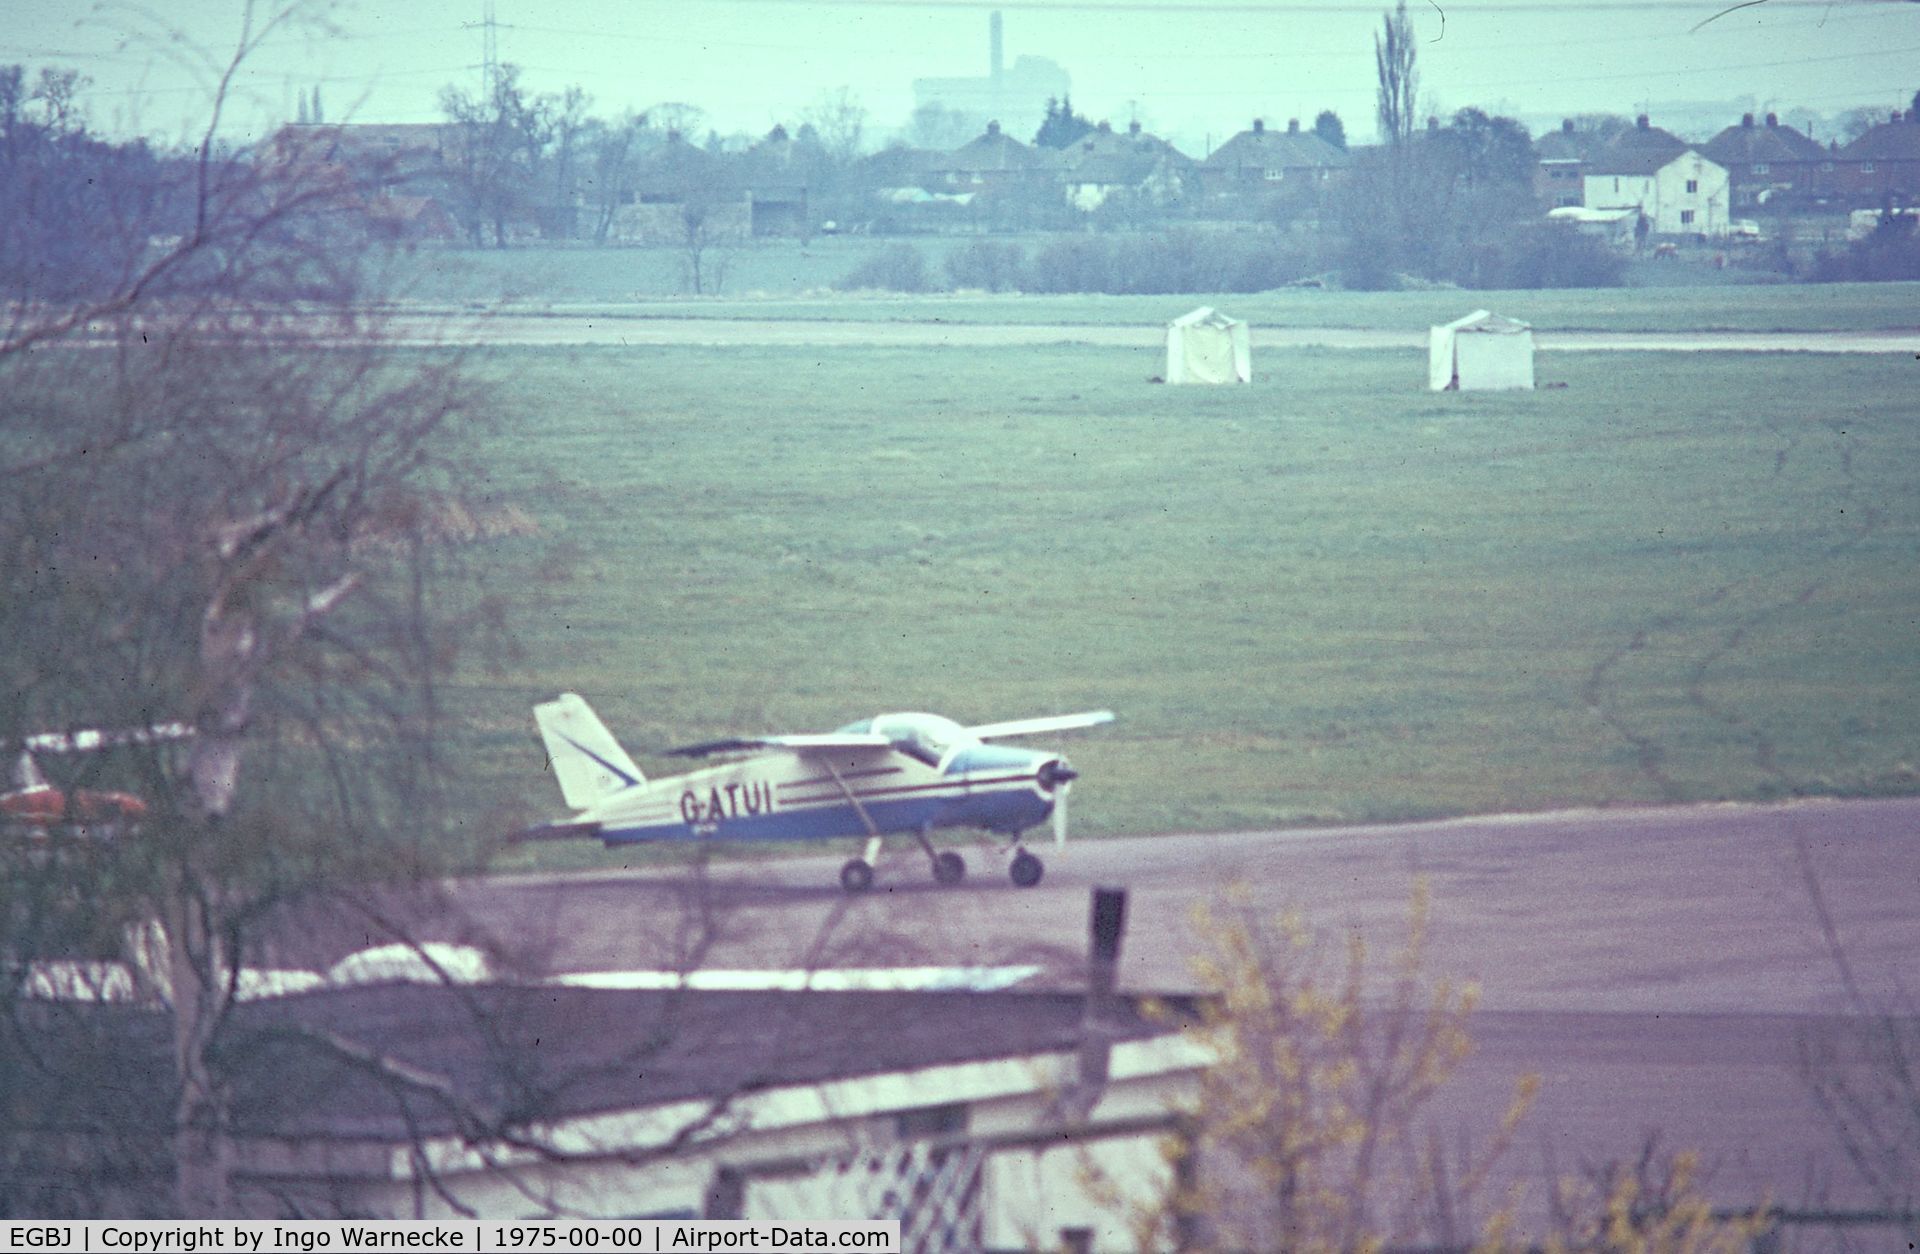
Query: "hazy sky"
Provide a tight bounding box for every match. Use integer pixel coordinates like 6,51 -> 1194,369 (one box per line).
7,0 -> 1916,150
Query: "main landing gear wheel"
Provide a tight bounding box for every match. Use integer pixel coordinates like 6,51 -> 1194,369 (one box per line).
933,851 -> 966,885
1009,850 -> 1044,888
839,859 -> 875,893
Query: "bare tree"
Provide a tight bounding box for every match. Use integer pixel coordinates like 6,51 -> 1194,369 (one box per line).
678,199 -> 737,296
440,63 -> 546,246
802,87 -> 868,168
1794,838 -> 1920,1233
0,1 -> 513,1217
1373,0 -> 1420,150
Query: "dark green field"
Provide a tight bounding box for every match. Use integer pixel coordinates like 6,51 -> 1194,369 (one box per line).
453,337 -> 1920,866
398,243 -> 1920,333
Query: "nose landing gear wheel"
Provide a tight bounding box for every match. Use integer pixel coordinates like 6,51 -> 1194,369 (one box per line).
839,859 -> 875,893
1009,850 -> 1044,888
933,851 -> 966,885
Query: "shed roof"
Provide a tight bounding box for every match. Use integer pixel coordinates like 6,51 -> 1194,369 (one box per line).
7,986 -> 1199,1144
1436,309 -> 1531,334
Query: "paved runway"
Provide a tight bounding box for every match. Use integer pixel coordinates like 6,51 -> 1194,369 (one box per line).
397,796 -> 1920,1214
377,311 -> 1920,354
447,796 -> 1916,1015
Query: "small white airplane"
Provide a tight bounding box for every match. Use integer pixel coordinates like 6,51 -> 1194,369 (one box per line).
2,722 -> 193,840
525,694 -> 1113,891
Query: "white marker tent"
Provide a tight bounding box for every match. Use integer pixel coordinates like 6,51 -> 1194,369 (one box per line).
1428,309 -> 1535,392
1165,306 -> 1251,384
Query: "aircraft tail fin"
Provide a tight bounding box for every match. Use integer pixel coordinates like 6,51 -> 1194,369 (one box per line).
534,693 -> 646,810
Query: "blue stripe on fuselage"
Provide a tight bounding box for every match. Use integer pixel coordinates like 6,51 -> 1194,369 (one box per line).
598,787 -> 1052,846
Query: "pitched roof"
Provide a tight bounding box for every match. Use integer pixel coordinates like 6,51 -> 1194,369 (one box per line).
1587,117 -> 1690,176
1534,123 -> 1607,164
1203,120 -> 1349,172
1062,151 -> 1164,187
941,123 -> 1046,173
7,986 -> 1200,1144
632,136 -> 735,196
1063,122 -> 1196,170
1841,116 -> 1920,162
1702,115 -> 1827,166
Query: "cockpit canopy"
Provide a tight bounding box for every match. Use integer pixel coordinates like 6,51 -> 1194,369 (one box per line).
836,712 -> 970,766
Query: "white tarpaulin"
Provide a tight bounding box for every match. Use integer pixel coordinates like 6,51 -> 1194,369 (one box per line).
1428,309 -> 1535,392
1165,306 -> 1251,385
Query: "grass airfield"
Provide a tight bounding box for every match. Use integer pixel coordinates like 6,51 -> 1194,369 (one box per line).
452,302 -> 1920,870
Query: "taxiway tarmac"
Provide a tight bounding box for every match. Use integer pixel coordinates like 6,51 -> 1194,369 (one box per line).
445,795 -> 1917,1016
412,796 -> 1919,1211
376,311 -> 1920,354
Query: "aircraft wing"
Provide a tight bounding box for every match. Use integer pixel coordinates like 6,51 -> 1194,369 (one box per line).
963,710 -> 1115,740
511,819 -> 605,843
662,733 -> 893,758
14,723 -> 194,754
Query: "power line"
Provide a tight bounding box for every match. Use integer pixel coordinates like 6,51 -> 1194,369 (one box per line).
616,0 -> 1917,11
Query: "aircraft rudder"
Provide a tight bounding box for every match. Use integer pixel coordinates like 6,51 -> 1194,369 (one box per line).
534,692 -> 647,810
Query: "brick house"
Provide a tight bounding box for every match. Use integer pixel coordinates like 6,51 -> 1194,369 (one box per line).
1056,120 -> 1196,211
261,123 -> 462,241
1701,112 -> 1830,211
608,135 -> 751,245
923,120 -> 1054,192
1835,109 -> 1920,208
1197,118 -> 1348,216
1533,119 -> 1607,209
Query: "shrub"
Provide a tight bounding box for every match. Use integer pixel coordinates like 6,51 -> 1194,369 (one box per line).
1811,214 -> 1920,282
943,238 -> 1027,292
1482,223 -> 1628,289
834,243 -> 935,293
1028,236 -> 1113,293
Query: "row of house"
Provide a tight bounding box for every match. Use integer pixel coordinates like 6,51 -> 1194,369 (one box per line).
880,115 -> 1347,214
266,102 -> 1920,245
1537,108 -> 1920,236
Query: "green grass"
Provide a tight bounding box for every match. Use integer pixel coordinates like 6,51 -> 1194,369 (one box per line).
392,241 -> 1920,333
450,338 -> 1920,870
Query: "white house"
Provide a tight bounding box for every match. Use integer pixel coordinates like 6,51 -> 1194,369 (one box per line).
1583,115 -> 1731,237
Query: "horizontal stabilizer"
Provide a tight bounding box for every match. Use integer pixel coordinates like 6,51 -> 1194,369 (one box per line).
11,723 -> 195,755
510,819 -> 604,844
964,710 -> 1115,740
664,733 -> 892,758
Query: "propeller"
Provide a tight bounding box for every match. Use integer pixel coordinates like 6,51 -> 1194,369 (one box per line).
1038,758 -> 1078,847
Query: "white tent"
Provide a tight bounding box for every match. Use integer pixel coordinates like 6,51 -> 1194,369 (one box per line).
1428,310 -> 1535,392
1165,306 -> 1251,385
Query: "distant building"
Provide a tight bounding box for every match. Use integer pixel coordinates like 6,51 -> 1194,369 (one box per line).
1583,115 -> 1731,237
263,122 -> 456,180
1835,109 -> 1920,209
913,10 -> 1070,141
1533,119 -> 1609,209
261,123 -> 462,242
1197,118 -> 1349,209
1057,120 -> 1196,211
1702,112 -> 1830,211
914,56 -> 1070,141
4,980 -> 1207,1240
923,120 -> 1053,192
